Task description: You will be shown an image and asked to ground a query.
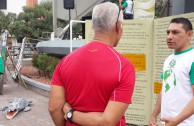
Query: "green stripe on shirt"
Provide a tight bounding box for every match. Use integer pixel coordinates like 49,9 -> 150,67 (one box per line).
190,62 -> 194,85
122,1 -> 128,8
160,73 -> 163,80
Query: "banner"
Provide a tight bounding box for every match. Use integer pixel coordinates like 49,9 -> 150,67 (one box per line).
0,56 -> 4,74
134,0 -> 155,19
0,30 -> 8,74
85,12 -> 194,125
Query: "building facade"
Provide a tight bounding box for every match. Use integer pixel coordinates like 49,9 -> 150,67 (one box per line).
0,0 -> 7,10
161,0 -> 194,17
0,0 -> 39,14
26,0 -> 38,7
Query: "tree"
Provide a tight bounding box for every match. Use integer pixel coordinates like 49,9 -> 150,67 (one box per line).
1,0 -> 164,41
0,11 -> 17,33
155,0 -> 164,18
0,11 -> 6,32
8,0 -> 53,41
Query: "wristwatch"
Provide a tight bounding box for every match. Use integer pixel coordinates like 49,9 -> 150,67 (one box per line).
66,109 -> 75,122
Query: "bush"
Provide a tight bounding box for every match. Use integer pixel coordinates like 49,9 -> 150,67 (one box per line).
46,57 -> 60,78
32,54 -> 39,69
37,54 -> 49,72
32,54 -> 60,78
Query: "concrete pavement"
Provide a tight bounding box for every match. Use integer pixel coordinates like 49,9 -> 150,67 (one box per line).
0,61 -> 139,126
0,69 -> 54,126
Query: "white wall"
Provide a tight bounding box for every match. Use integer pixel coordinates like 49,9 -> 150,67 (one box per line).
171,0 -> 185,15
7,0 -> 26,14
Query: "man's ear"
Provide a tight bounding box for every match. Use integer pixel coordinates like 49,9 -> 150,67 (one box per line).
187,30 -> 193,40
116,21 -> 122,33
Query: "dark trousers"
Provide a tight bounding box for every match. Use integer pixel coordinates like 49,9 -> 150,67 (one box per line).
124,13 -> 133,19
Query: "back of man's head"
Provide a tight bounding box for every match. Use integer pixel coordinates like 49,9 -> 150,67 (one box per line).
92,2 -> 123,33
170,17 -> 193,32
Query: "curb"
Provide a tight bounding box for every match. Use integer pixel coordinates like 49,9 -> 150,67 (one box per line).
21,75 -> 50,98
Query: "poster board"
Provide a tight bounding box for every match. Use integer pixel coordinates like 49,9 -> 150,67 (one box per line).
0,30 -> 8,95
152,13 -> 194,125
85,12 -> 194,125
134,0 -> 155,19
0,31 -> 7,74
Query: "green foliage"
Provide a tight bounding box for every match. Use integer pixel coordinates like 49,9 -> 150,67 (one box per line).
8,1 -> 53,41
33,54 -> 60,78
1,0 -> 165,41
46,57 -> 60,76
37,54 -> 49,71
72,23 -> 82,38
32,54 -> 39,69
57,19 -> 68,29
155,0 -> 164,18
0,11 -> 5,32
0,11 -> 17,33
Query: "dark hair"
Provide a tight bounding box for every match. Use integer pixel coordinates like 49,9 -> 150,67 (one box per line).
170,17 -> 193,31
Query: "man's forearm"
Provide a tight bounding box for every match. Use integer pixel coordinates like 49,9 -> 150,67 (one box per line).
49,85 -> 66,126
50,110 -> 65,126
72,111 -> 105,126
119,0 -> 122,6
175,98 -> 194,124
149,93 -> 161,126
151,93 -> 161,118
64,103 -> 104,126
64,101 -> 128,126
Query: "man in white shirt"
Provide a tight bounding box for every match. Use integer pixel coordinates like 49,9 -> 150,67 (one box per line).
119,0 -> 134,19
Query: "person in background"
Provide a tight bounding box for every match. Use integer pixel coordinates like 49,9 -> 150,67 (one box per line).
119,0 -> 134,19
49,2 -> 136,126
150,17 -> 194,126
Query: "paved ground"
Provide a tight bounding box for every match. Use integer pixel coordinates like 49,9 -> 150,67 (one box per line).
0,62 -> 140,126
0,69 -> 55,126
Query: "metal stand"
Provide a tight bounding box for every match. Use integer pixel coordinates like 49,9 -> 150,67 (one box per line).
67,9 -> 71,39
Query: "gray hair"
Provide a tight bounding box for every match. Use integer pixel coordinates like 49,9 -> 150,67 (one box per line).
92,2 -> 123,33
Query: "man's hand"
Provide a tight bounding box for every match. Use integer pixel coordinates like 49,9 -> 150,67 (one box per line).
63,102 -> 72,120
149,116 -> 158,126
160,117 -> 179,126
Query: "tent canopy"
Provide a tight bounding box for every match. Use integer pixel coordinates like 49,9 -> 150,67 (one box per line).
36,40 -> 85,56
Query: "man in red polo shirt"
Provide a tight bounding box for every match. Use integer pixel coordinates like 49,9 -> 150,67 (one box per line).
49,2 -> 136,126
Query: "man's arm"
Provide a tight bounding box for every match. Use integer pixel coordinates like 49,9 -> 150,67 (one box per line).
119,0 -> 122,7
64,100 -> 128,126
149,92 -> 161,126
120,1 -> 127,10
161,85 -> 194,126
49,85 -> 66,126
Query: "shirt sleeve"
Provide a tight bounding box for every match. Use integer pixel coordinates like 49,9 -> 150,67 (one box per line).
122,1 -> 128,8
110,59 -> 136,104
160,73 -> 164,80
189,62 -> 194,85
51,58 -> 65,87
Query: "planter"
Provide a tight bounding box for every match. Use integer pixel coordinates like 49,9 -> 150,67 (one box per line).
21,75 -> 50,98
